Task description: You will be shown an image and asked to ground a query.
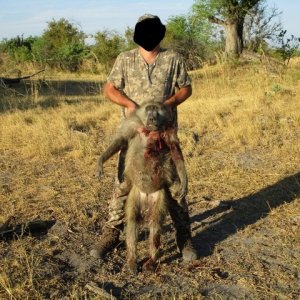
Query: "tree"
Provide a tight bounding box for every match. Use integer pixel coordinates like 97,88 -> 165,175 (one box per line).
164,14 -> 213,69
192,0 -> 261,58
244,1 -> 282,52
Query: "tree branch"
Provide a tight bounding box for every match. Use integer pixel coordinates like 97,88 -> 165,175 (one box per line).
0,69 -> 45,85
241,0 -> 261,11
208,15 -> 226,26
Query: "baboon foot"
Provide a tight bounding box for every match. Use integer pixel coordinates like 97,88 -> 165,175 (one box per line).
128,259 -> 138,275
142,258 -> 157,272
182,242 -> 198,261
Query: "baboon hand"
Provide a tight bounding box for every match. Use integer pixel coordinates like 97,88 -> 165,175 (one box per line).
175,183 -> 188,200
95,158 -> 104,179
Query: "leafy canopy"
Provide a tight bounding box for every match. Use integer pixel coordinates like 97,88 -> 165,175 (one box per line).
193,0 -> 261,21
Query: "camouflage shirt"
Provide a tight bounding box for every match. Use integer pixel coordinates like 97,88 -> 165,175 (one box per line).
107,48 -> 191,107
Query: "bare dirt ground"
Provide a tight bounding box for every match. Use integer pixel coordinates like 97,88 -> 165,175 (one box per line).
0,63 -> 300,299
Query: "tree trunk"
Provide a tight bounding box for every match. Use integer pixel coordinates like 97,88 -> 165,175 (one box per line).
225,18 -> 244,58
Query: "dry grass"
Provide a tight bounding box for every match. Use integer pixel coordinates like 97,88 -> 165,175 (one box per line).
0,60 -> 299,299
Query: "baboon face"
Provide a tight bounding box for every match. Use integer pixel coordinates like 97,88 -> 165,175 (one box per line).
137,103 -> 171,131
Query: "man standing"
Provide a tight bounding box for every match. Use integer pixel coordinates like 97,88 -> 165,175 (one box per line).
91,14 -> 197,261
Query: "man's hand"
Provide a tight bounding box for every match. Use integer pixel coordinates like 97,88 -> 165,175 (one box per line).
164,85 -> 192,108
103,82 -> 139,116
125,101 -> 139,117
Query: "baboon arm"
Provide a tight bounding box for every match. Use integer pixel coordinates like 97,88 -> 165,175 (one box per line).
164,129 -> 188,199
96,115 -> 142,179
172,152 -> 188,200
96,137 -> 127,179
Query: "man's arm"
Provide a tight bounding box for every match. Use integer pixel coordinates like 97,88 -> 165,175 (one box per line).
103,82 -> 139,116
164,85 -> 192,108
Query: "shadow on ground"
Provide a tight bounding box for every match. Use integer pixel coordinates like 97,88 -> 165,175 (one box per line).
0,79 -> 104,112
5,79 -> 103,96
191,171 -> 300,256
0,219 -> 56,241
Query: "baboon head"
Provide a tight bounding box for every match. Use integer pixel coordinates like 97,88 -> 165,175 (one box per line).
136,102 -> 172,131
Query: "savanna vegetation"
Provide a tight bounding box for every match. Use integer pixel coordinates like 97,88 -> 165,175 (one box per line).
0,1 -> 300,299
0,0 -> 299,75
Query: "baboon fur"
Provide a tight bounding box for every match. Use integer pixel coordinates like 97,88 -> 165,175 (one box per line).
96,102 -> 188,273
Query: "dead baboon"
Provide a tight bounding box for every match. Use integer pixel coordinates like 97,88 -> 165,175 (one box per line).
96,102 -> 188,273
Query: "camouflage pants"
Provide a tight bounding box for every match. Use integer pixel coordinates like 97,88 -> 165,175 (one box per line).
105,150 -> 193,246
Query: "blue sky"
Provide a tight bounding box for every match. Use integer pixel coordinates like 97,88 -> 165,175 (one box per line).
0,0 -> 299,40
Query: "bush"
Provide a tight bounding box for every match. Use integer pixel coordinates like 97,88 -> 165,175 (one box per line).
275,30 -> 300,65
1,35 -> 37,63
91,30 -> 127,72
33,18 -> 88,71
163,15 -> 215,69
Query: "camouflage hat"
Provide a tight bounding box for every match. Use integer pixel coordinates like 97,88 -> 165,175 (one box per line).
137,13 -> 160,23
133,14 -> 166,51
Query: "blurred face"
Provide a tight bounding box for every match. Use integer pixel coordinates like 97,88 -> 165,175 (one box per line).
134,17 -> 166,51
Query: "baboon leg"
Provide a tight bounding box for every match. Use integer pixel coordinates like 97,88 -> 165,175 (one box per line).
125,186 -> 140,274
143,190 -> 166,272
